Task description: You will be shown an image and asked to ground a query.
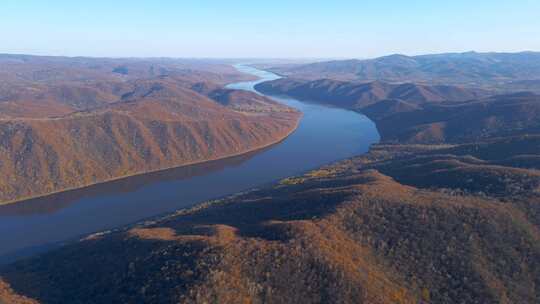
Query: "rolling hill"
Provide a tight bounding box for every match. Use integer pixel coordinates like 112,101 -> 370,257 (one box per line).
256,78 -> 489,110
2,136 -> 539,303
2,59 -> 540,303
257,78 -> 540,143
0,56 -> 300,204
269,51 -> 540,91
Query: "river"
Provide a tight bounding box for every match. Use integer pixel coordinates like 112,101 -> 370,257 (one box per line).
0,65 -> 379,263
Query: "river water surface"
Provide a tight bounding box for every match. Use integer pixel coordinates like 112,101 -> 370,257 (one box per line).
0,65 -> 379,263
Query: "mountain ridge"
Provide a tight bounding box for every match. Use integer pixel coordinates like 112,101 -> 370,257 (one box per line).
0,57 -> 300,205
269,51 -> 540,91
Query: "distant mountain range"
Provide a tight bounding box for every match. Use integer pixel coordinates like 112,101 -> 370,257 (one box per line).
269,52 -> 540,90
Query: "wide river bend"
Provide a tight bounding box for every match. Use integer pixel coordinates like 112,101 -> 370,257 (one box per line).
0,65 -> 379,263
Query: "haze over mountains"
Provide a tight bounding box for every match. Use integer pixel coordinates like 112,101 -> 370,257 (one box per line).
0,54 -> 254,118
0,55 -> 300,204
269,51 -> 540,91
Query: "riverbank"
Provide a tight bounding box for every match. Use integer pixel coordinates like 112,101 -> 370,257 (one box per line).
0,113 -> 301,207
3,80 -> 539,303
0,66 -> 379,264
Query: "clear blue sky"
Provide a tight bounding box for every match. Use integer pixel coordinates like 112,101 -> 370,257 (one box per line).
1,0 -> 539,58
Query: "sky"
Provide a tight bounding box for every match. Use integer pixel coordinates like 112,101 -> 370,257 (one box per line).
1,0 -> 540,58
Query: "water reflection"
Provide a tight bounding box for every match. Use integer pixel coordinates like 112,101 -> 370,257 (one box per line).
0,147 -> 270,216
0,65 -> 379,263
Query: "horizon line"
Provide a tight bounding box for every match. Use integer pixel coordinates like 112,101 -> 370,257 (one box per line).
1,49 -> 539,62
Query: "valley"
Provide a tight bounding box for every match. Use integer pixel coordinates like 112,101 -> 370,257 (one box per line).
1,53 -> 539,304
3,1 -> 540,303
0,53 -> 540,304
0,65 -> 379,265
